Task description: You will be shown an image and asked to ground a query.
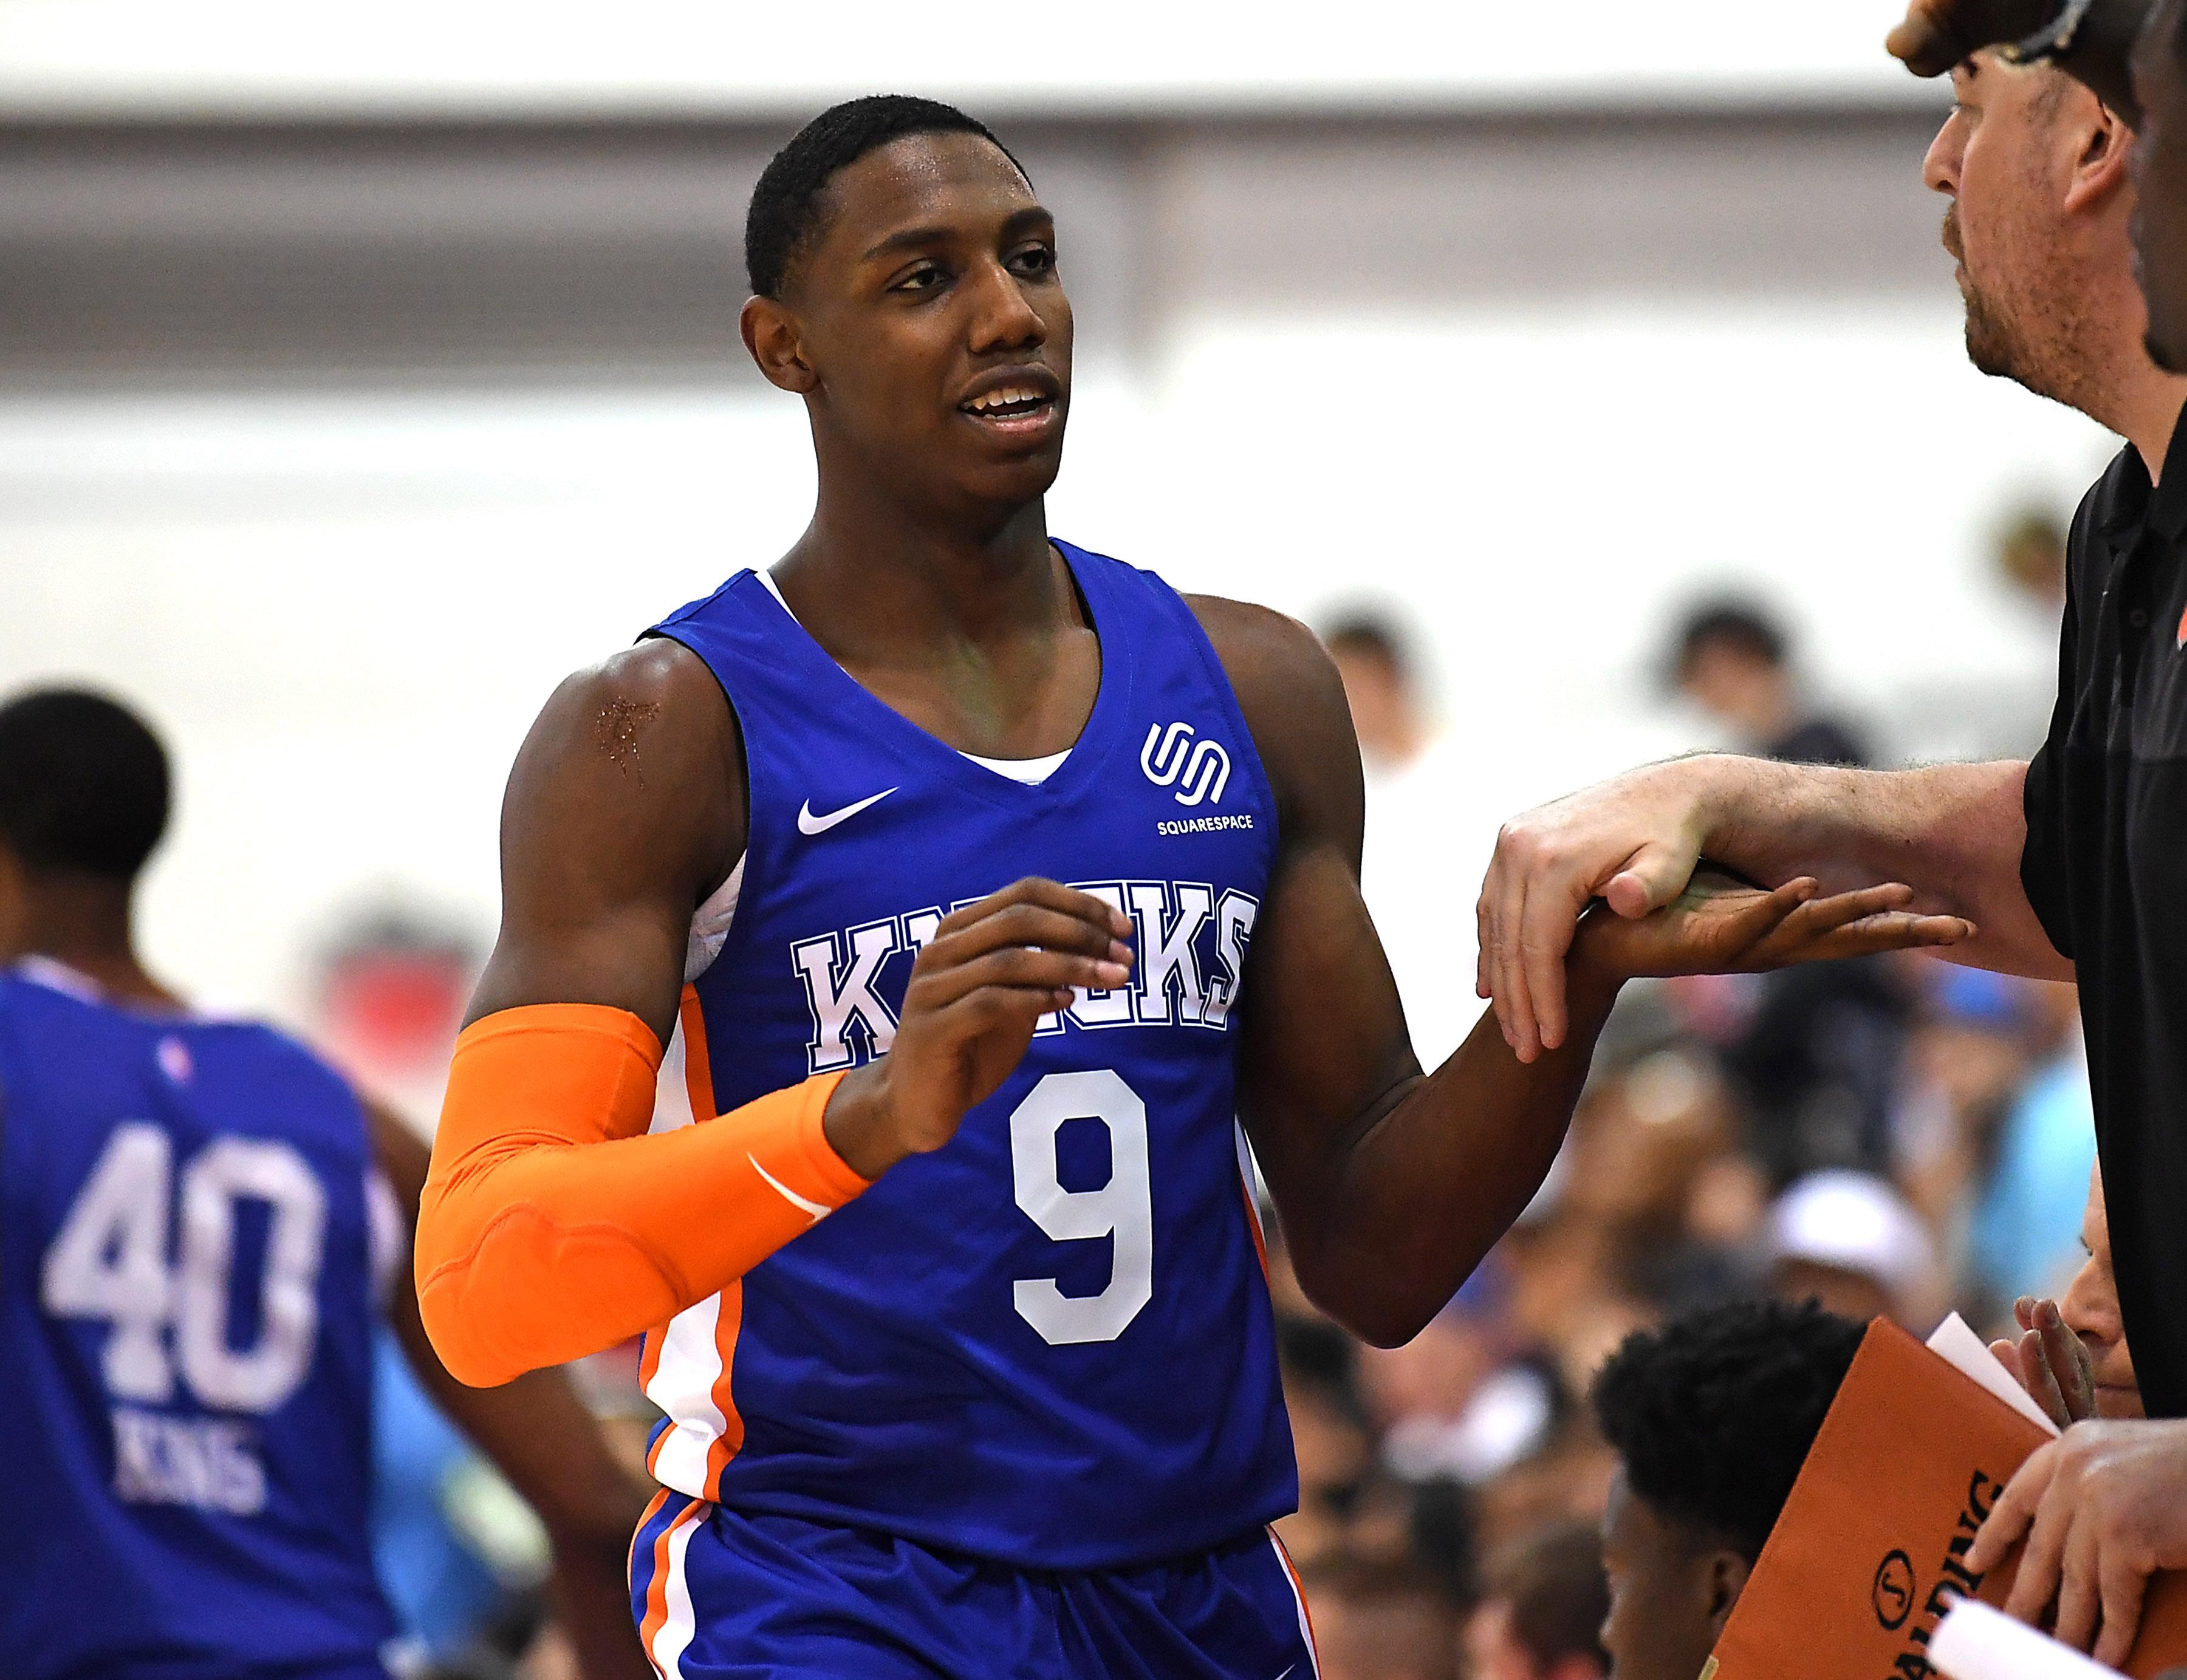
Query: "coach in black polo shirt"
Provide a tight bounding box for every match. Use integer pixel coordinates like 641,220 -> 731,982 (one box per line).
1471,39 -> 2187,1665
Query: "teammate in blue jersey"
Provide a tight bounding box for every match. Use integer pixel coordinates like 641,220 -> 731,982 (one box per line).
0,688 -> 652,1680
415,97 -> 1974,1679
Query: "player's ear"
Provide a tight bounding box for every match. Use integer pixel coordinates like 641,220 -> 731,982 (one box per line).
741,295 -> 818,395
1703,1548 -> 1754,1641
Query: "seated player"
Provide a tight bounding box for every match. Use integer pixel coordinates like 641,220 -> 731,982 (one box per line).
1591,1299 -> 1866,1680
0,689 -> 649,1680
1993,1159 -> 2141,1424
413,97 -> 1968,1677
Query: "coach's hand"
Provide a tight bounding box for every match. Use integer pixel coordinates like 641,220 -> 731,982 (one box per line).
1969,1417 -> 2187,1664
1886,0 -> 2062,76
1479,759 -> 1737,1062
1992,1296 -> 2101,1430
823,878 -> 1134,1180
1570,869 -> 1974,989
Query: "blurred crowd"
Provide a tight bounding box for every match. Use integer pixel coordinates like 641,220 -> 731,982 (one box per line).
1276,507 -> 2102,1680
306,510 -> 2100,1680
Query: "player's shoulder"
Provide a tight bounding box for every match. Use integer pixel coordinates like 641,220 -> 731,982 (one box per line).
1182,593 -> 1349,732
519,637 -> 743,796
1181,594 -> 1358,832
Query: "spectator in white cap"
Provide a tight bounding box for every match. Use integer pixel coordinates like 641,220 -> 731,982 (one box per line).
1765,1170 -> 1940,1330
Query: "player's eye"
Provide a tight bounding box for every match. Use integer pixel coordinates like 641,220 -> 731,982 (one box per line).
1010,244 -> 1058,278
892,263 -> 949,295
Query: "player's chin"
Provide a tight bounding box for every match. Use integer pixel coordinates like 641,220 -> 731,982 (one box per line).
951,434 -> 1067,505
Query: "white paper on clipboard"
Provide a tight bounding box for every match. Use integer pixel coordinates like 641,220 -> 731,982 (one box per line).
1926,1312 -> 2062,1439
1931,1599 -> 2125,1679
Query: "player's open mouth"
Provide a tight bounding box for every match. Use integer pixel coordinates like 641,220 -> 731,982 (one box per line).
959,388 -> 1057,431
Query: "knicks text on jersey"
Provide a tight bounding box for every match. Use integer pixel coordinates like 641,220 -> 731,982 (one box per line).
641,540 -> 1298,1570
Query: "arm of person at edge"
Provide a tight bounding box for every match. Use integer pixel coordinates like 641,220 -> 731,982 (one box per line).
1190,598 -> 1976,1347
1476,754 -> 2064,1065
1889,0 -> 2148,123
1968,1415 -> 2187,1664
464,635 -> 1139,1200
368,1102 -> 655,1680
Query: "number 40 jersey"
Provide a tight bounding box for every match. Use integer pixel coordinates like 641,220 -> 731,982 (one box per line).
642,541 -> 1298,1570
0,959 -> 398,1680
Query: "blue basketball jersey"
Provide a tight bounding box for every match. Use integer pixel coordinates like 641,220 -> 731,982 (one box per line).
639,541 -> 1297,1571
0,961 -> 397,1679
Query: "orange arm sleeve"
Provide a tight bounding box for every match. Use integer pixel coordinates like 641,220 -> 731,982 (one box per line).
415,1003 -> 866,1388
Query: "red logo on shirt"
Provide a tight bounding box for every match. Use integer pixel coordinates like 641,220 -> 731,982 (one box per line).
2178,603 -> 2187,649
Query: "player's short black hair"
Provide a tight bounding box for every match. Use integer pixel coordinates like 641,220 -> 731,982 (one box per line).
1488,1518 -> 1610,1671
744,95 -> 1029,299
1321,610 -> 1414,681
1672,598 -> 1789,681
1590,1297 -> 1864,1563
0,688 -> 171,883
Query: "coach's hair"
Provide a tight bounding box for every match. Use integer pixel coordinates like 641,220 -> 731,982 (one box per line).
1591,1297 -> 1864,1563
744,95 -> 1030,300
0,688 -> 171,883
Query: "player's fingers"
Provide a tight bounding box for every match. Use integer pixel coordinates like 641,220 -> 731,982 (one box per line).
1970,1446 -> 2054,1576
1775,910 -> 1976,965
2018,1295 -> 2041,1333
925,903 -> 1134,969
1600,841 -> 1694,921
915,946 -> 1128,1009
2093,1548 -> 2152,1669
936,878 -> 1132,941
1717,878 -> 1820,960
1782,882 -> 1916,934
2054,1513 -> 2103,1653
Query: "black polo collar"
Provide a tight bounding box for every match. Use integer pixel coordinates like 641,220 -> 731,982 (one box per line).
2145,397 -> 2187,542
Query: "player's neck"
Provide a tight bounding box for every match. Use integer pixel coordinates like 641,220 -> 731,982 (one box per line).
13,877 -> 179,1011
779,493 -> 1072,656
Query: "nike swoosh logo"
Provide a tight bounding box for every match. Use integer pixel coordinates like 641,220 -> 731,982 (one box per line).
797,787 -> 897,837
750,1154 -> 832,1223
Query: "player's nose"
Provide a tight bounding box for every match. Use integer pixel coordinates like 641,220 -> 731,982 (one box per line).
965,260 -> 1047,357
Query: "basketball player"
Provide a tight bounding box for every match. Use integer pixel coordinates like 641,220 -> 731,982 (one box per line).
414,98 -> 1967,1678
0,689 -> 649,1679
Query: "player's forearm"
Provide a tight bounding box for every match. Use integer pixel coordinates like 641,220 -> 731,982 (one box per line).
416,1005 -> 863,1387
1688,756 -> 2066,978
1285,974 -> 1619,1348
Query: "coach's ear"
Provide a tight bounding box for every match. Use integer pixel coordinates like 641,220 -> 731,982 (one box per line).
1704,1547 -> 1755,1642
741,295 -> 818,396
2063,89 -> 2134,215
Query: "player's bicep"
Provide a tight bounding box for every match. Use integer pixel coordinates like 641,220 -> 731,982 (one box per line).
1234,838 -> 1421,1219
467,643 -> 741,1040
1194,595 -> 1419,1218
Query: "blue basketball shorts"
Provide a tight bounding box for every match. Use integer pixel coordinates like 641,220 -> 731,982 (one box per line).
627,1494 -> 1321,1679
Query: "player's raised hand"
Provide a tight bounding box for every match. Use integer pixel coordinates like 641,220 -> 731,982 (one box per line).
823,878 -> 1134,1179
1885,0 -> 2061,77
1991,1296 -> 2100,1430
1570,869 -> 1974,984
